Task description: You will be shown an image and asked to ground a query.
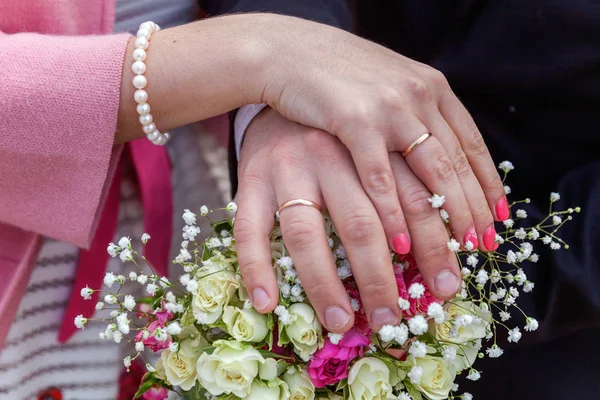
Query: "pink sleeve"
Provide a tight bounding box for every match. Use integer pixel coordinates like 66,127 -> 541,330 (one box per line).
0,32 -> 130,248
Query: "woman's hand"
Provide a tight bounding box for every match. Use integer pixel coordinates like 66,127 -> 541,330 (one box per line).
253,14 -> 507,256
235,108 -> 467,333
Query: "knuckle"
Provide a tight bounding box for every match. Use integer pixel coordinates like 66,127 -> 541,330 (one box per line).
233,216 -> 258,244
281,215 -> 321,251
427,68 -> 450,90
303,278 -> 337,299
461,125 -> 488,159
429,152 -> 455,182
365,165 -> 395,196
302,129 -> 345,160
401,184 -> 435,218
377,86 -> 403,110
359,274 -> 394,297
404,77 -> 432,101
471,202 -> 493,226
328,102 -> 371,136
339,208 -> 379,244
420,239 -> 451,264
452,150 -> 472,181
237,258 -> 265,281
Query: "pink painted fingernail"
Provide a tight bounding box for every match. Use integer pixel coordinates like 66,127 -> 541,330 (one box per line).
393,233 -> 411,255
483,225 -> 499,251
324,306 -> 351,330
434,269 -> 461,297
495,197 -> 510,221
463,226 -> 478,250
252,288 -> 271,311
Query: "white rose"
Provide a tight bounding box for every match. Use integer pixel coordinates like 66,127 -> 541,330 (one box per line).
247,379 -> 290,400
406,354 -> 456,400
283,304 -> 321,361
259,358 -> 279,381
191,269 -> 239,324
317,394 -> 343,400
283,366 -> 315,400
160,339 -> 203,390
348,357 -> 394,400
430,301 -> 491,344
196,340 -> 264,398
223,306 -> 269,342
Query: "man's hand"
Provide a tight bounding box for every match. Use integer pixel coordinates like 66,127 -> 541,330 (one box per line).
234,108 -> 464,333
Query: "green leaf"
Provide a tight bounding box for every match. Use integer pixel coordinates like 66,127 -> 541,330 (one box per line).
335,378 -> 348,392
266,331 -> 274,351
134,373 -> 157,399
267,313 -> 275,330
404,381 -> 423,400
258,350 -> 294,361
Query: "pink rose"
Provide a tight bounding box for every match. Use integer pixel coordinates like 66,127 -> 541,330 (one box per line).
308,330 -> 371,388
142,386 -> 169,400
396,272 -> 441,318
135,320 -> 172,352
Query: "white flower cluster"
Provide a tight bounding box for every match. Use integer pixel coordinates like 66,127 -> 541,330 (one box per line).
277,256 -> 305,303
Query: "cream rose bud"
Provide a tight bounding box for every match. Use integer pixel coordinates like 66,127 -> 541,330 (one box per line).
406,354 -> 456,400
160,339 -> 202,391
247,379 -> 290,400
348,357 -> 394,400
196,340 -> 265,398
223,306 -> 269,342
259,358 -> 279,381
284,303 -> 321,361
191,269 -> 239,324
283,367 -> 315,400
430,301 -> 491,344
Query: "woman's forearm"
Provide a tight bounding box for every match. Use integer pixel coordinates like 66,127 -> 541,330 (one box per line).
116,15 -> 269,144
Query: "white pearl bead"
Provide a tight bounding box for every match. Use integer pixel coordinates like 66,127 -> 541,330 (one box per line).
154,135 -> 167,145
134,89 -> 148,103
132,48 -> 146,62
153,23 -> 161,32
132,75 -> 147,89
163,132 -> 171,142
137,29 -> 151,39
142,123 -> 156,134
139,114 -> 153,125
134,36 -> 149,50
139,22 -> 154,33
136,103 -> 151,115
146,130 -> 161,142
132,61 -> 146,75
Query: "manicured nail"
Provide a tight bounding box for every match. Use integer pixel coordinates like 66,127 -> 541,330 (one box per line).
434,269 -> 461,297
463,226 -> 478,250
393,233 -> 411,255
483,225 -> 499,251
324,306 -> 351,329
495,197 -> 510,221
371,307 -> 399,330
252,288 -> 271,311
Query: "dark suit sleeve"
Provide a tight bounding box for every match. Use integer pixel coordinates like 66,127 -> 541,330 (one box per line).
200,0 -> 352,196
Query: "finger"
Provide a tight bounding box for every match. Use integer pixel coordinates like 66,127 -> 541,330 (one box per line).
234,172 -> 279,313
390,152 -> 461,300
439,91 -> 508,224
318,142 -> 401,332
275,166 -> 355,333
342,136 -> 411,255
390,112 -> 475,249
424,109 -> 496,251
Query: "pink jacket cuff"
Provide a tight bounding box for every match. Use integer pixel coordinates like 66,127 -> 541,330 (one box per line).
0,32 -> 130,248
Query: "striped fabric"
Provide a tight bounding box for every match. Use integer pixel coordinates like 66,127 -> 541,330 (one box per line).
0,120 -> 230,400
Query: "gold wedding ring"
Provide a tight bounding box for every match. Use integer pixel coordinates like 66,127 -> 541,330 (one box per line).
401,132 -> 432,157
278,199 -> 322,214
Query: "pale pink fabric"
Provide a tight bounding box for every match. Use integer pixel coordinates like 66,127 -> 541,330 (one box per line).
0,0 -> 129,349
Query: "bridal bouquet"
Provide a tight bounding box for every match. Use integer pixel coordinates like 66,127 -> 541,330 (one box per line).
76,162 -> 578,400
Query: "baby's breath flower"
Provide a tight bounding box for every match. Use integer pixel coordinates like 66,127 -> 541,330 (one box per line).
167,322 -> 182,336
200,205 -> 209,216
141,233 -> 151,244
398,392 -> 412,400
542,235 -> 552,244
508,327 -> 522,343
486,344 -> 503,358
553,216 -> 562,225
447,238 -> 460,252
440,209 -> 450,222
428,194 -> 446,208
185,280 -> 198,293
146,283 -> 158,296
495,234 -> 505,244
462,393 -> 473,400
528,228 -> 540,240
398,297 -> 410,311
499,311 -> 511,321
408,341 -> 427,358
104,272 -> 117,288
514,228 -> 527,240
182,209 -> 197,225
123,295 -> 136,311
408,366 -> 423,384
135,341 -> 144,352
464,240 -> 475,251
168,342 -> 179,352
350,298 -> 360,312
74,315 -> 87,330
80,286 -> 93,300
466,254 -> 479,267
408,315 -> 428,335
119,249 -> 132,262
550,192 -> 561,202
550,242 -> 561,250
104,294 -> 118,305
466,369 -> 481,381
137,274 -> 148,284
461,267 -> 472,277
328,332 -> 344,345
498,160 -> 514,173
107,243 -> 119,258
113,331 -> 123,344
393,324 -> 409,345
503,219 -> 514,228
123,356 -> 132,369
118,237 -> 131,249
274,305 -> 293,326
475,269 -> 489,285
182,225 -> 201,241
515,209 -> 527,218
226,202 -> 238,213
506,250 -> 517,264
95,301 -> 104,311
504,185 -> 511,195
442,346 -> 457,362
408,282 -> 425,299
525,317 -> 539,332
379,325 -> 396,342
523,281 -> 535,292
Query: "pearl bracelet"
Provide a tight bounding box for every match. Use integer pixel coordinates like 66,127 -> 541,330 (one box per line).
132,21 -> 171,146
